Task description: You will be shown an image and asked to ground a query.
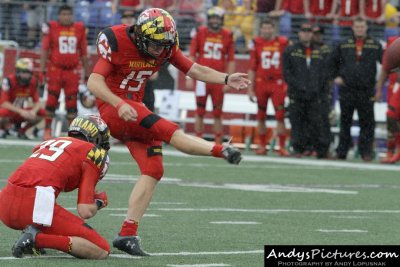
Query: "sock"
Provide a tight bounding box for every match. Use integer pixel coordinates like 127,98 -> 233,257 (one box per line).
35,233 -> 71,253
258,133 -> 266,148
44,116 -> 52,130
387,138 -> 396,153
278,134 -> 287,150
211,144 -> 224,158
214,132 -> 222,144
119,219 -> 139,236
19,123 -> 33,134
196,132 -> 203,138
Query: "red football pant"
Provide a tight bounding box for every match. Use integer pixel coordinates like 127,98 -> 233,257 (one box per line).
255,79 -> 286,121
195,83 -> 224,117
0,183 -> 110,253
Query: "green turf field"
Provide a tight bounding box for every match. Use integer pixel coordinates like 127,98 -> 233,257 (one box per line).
0,140 -> 400,266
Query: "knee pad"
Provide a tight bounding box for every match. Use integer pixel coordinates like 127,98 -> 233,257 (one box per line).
387,115 -> 400,135
212,106 -> 223,117
196,105 -> 206,117
46,90 -> 59,109
142,146 -> 164,180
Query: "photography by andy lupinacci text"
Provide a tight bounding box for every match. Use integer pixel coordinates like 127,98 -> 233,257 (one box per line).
264,246 -> 400,267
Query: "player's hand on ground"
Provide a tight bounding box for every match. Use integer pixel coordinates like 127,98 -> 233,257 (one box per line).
118,103 -> 138,121
227,73 -> 251,91
94,191 -> 108,210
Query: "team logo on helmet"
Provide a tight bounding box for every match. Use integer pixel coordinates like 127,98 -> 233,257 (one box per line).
68,114 -> 110,150
134,8 -> 177,65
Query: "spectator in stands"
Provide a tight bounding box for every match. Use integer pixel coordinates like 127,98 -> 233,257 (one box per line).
283,22 -> 330,158
0,0 -> 22,42
24,0 -> 47,48
360,0 -> 386,40
331,17 -> 382,161
112,0 -> 144,14
187,6 -> 235,144
0,115 -> 110,259
333,0 -> 361,39
274,0 -> 307,36
0,58 -> 46,139
384,1 -> 400,39
40,5 -> 89,140
247,18 -> 290,156
120,9 -> 136,25
305,0 -> 336,22
145,0 -> 175,12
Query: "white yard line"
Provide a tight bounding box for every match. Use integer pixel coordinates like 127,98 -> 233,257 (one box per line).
317,229 -> 368,233
109,213 -> 160,217
209,221 -> 261,225
1,139 -> 399,171
167,264 -> 231,267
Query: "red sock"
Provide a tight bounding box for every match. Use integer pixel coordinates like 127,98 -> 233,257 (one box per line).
211,144 -> 223,158
119,219 -> 139,236
258,133 -> 266,148
388,138 -> 396,152
35,233 -> 71,253
196,132 -> 203,138
215,132 -> 222,144
44,116 -> 52,129
278,134 -> 287,150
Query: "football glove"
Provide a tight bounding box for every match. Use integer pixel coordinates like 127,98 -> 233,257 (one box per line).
94,191 -> 108,210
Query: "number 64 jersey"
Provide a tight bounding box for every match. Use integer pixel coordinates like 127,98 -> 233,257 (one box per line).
8,137 -> 108,197
249,36 -> 289,82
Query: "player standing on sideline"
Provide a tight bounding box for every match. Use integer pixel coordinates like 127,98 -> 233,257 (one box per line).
376,37 -> 400,163
0,58 -> 46,139
0,115 -> 110,259
40,5 -> 89,140
187,6 -> 235,144
88,8 -> 249,256
247,18 -> 290,156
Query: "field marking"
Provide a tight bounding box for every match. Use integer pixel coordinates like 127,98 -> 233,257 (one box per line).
109,213 -> 160,217
167,264 -> 231,267
178,183 -> 357,195
317,229 -> 368,233
0,250 -> 262,260
209,221 -> 261,225
330,215 -> 376,219
1,139 -> 400,171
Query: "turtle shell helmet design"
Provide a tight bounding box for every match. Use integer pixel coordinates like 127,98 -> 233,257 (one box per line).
15,58 -> 34,86
68,114 -> 110,151
134,8 -> 177,65
207,6 -> 225,32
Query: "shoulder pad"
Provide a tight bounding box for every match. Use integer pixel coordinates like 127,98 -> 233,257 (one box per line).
97,27 -> 118,62
86,146 -> 108,169
1,77 -> 11,92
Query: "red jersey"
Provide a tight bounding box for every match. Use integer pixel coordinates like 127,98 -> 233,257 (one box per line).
120,0 -> 140,7
282,0 -> 304,14
0,74 -> 39,107
189,26 -> 235,72
41,21 -> 87,69
364,0 -> 383,19
8,137 -> 108,200
339,0 -> 359,23
249,36 -> 289,80
310,0 -> 334,16
93,25 -> 194,103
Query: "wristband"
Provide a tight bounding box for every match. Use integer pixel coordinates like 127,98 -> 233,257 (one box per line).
224,74 -> 230,85
116,100 -> 126,111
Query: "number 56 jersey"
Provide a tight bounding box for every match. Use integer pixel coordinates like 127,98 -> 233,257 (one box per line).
249,36 -> 289,81
189,26 -> 235,72
8,137 -> 108,197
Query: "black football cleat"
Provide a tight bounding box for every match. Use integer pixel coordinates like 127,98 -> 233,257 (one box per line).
12,225 -> 41,258
113,235 -> 150,256
222,145 -> 242,165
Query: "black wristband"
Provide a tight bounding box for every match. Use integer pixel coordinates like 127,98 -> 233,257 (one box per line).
224,74 -> 230,85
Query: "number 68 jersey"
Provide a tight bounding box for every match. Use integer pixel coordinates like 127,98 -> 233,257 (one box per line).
249,36 -> 289,81
8,137 -> 108,197
42,21 -> 87,69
